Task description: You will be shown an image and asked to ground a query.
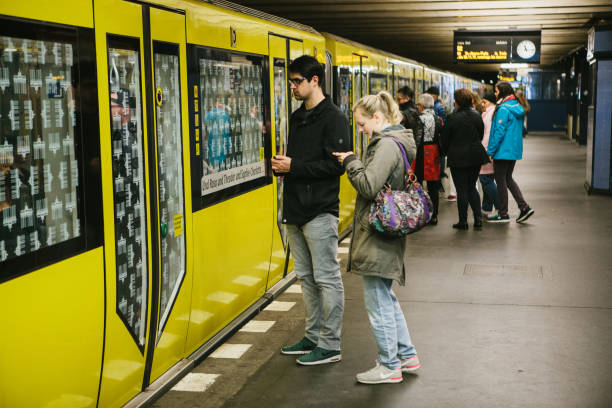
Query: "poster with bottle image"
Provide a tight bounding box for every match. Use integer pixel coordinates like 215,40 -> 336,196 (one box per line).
199,55 -> 266,196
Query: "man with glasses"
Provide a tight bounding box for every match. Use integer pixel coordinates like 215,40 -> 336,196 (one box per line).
271,55 -> 350,365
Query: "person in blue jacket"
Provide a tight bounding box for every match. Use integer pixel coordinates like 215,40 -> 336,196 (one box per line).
486,82 -> 534,223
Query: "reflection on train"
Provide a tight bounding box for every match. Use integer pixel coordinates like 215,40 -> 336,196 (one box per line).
0,1 -> 489,406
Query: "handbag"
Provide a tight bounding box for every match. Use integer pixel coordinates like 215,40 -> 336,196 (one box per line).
368,136 -> 433,236
423,143 -> 441,181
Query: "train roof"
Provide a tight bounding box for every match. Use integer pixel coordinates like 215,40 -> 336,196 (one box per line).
203,0 -> 320,35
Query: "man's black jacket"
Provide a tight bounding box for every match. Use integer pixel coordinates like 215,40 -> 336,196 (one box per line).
280,96 -> 351,226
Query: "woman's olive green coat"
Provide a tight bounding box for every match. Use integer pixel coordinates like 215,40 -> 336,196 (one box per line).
343,125 -> 416,285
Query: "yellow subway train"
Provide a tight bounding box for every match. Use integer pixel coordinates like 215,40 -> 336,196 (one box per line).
0,1 -> 488,406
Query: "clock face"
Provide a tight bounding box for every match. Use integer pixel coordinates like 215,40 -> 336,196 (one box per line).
516,40 -> 536,59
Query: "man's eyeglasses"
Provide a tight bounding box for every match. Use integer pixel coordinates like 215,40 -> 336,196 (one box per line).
289,77 -> 307,85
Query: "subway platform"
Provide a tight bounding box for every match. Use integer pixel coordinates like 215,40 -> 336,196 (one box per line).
152,132 -> 612,408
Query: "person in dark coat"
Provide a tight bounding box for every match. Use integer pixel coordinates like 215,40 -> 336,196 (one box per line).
272,55 -> 351,366
425,86 -> 447,120
440,88 -> 487,230
397,86 -> 420,139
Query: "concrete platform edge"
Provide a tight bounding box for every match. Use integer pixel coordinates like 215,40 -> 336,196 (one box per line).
122,271 -> 298,408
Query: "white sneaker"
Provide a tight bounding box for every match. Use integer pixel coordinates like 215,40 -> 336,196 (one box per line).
400,355 -> 421,373
356,360 -> 403,384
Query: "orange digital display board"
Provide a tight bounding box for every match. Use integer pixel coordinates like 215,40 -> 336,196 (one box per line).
454,37 -> 510,63
454,31 -> 541,64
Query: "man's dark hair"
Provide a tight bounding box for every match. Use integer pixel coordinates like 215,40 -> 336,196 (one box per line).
289,55 -> 325,88
425,86 -> 440,96
397,86 -> 414,100
495,81 -> 515,100
454,88 -> 473,109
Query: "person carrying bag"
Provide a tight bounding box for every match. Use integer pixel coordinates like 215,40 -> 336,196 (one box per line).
333,91 -> 421,385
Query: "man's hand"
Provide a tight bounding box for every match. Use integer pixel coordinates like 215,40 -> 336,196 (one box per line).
271,155 -> 291,173
332,151 -> 354,165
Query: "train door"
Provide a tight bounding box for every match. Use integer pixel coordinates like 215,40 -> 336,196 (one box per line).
146,5 -> 192,388
289,39 -> 304,113
334,66 -> 356,233
94,1 -> 191,406
268,34 -> 290,288
352,54 -> 367,160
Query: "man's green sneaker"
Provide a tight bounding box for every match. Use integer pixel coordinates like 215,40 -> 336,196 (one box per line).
296,347 -> 341,365
280,337 -> 316,355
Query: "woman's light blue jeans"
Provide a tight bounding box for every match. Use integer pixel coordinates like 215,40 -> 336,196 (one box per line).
362,275 -> 417,369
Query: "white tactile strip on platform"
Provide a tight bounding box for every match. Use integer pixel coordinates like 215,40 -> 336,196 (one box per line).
171,373 -> 219,392
210,343 -> 252,359
265,300 -> 296,312
239,320 -> 276,333
285,284 -> 302,294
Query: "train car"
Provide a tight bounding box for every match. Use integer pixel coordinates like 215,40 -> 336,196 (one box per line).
0,1 -> 492,407
0,0 -> 330,406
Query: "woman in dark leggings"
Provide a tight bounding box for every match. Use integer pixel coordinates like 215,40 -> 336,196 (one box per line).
486,82 -> 534,223
440,88 -> 486,230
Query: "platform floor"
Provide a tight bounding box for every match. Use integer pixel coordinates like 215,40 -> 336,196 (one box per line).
152,132 -> 612,408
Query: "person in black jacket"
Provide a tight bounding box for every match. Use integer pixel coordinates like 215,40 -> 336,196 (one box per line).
272,55 -> 350,365
397,86 -> 420,139
440,88 -> 487,230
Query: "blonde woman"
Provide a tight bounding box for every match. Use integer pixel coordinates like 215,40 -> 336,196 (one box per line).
333,91 -> 420,384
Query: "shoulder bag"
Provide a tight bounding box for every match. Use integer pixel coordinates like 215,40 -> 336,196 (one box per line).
368,136 -> 433,236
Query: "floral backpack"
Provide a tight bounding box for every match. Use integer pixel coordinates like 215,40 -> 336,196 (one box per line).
368,136 -> 433,236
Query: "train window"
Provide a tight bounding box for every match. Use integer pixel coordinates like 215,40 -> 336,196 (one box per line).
0,18 -> 101,283
273,58 -> 288,247
440,75 -> 453,112
353,71 -> 367,160
153,42 -> 186,335
368,73 -> 387,95
336,68 -> 352,124
324,51 -> 333,97
188,47 -> 271,209
397,76 -> 410,92
107,37 -> 148,349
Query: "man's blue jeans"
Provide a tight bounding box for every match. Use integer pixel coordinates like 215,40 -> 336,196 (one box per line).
362,276 -> 417,369
286,213 -> 344,351
479,173 -> 500,212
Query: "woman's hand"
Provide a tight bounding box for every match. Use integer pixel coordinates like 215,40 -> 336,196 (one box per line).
332,151 -> 354,165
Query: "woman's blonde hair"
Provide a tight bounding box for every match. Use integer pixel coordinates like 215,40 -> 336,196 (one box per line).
353,91 -> 403,125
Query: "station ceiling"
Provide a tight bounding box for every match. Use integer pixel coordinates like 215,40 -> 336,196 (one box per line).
230,0 -> 612,74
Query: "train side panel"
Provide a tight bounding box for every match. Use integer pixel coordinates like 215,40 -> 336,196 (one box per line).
0,250 -> 105,408
0,1 -> 105,406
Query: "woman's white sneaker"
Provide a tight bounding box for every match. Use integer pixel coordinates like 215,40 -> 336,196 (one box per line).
400,355 -> 421,373
356,360 -> 403,384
